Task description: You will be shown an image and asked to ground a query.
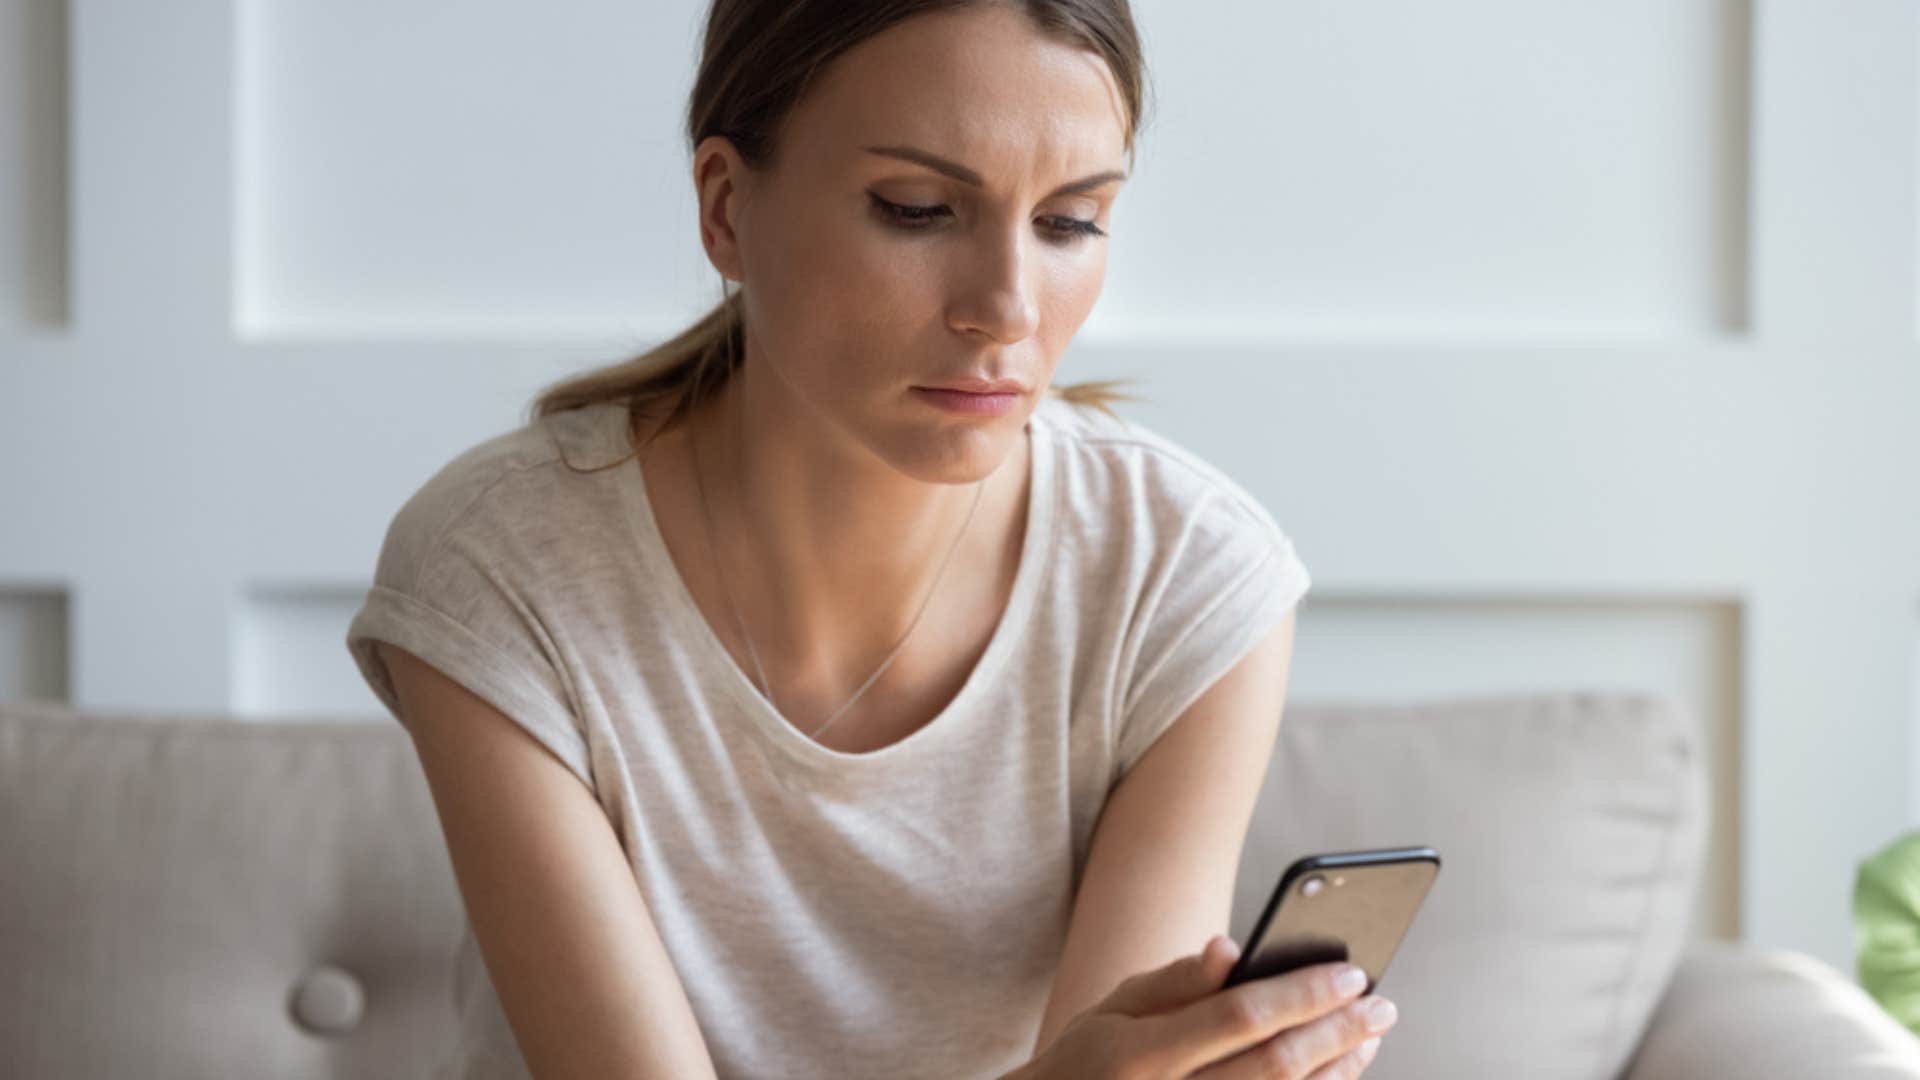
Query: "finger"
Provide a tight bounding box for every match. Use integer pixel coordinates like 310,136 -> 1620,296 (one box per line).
1303,1035 -> 1382,1078
1139,963 -> 1368,1078
1102,935 -> 1239,1018
1187,996 -> 1391,1080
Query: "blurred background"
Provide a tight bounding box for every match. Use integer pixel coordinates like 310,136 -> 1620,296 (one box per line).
1,0 -> 1916,988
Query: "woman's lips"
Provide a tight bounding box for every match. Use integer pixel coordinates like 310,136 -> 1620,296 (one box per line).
911,387 -> 1020,416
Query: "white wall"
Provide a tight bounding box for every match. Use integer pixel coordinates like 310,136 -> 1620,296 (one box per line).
1,0 -> 1915,978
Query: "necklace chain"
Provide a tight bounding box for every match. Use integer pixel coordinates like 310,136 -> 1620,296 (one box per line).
690,390 -> 986,743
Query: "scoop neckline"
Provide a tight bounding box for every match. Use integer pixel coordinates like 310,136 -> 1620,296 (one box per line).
613,399 -> 1059,772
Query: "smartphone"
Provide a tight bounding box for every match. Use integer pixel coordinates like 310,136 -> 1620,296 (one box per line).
1223,846 -> 1441,996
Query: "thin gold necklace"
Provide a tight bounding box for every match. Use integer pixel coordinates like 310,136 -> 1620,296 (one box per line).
690,389 -> 985,743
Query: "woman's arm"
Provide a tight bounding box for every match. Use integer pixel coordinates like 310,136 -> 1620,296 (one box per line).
378,642 -> 720,1080
1031,608 -> 1298,1057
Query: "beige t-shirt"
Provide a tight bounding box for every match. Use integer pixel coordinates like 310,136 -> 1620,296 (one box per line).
345,393 -> 1312,1079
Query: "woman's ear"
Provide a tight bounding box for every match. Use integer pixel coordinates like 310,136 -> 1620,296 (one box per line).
693,135 -> 748,283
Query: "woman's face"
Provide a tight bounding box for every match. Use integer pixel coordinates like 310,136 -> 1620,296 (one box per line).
693,4 -> 1130,481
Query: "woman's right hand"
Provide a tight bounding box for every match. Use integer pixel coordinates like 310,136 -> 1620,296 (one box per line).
1014,936 -> 1398,1079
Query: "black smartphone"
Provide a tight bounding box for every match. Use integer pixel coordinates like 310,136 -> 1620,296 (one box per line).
1223,846 -> 1441,996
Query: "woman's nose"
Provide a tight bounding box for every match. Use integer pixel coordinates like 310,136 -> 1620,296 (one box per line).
948,228 -> 1040,344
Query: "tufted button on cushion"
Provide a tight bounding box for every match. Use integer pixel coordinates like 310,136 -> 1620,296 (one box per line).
288,965 -> 365,1036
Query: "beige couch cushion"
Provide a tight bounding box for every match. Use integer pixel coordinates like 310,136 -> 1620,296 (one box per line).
0,704 -> 465,1079
1235,690 -> 1706,1079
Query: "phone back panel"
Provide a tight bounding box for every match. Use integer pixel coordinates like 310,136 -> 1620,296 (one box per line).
1236,851 -> 1439,994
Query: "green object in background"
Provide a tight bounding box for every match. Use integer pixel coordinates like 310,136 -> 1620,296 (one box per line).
1856,829 -> 1920,1036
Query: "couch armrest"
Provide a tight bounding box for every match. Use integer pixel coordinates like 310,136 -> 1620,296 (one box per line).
1619,940 -> 1920,1079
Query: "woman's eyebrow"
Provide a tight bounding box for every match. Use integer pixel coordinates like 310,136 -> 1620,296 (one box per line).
863,144 -> 1126,198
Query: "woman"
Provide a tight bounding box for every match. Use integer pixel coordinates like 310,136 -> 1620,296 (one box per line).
347,1 -> 1392,1077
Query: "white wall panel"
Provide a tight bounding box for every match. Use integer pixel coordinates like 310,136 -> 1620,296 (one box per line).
1749,0 -> 1917,337
231,585 -> 372,718
1086,0 -> 1750,345
234,0 -> 715,341
0,587 -> 69,703
0,0 -> 69,331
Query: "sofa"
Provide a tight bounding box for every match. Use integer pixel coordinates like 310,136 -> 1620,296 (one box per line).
3,690 -> 1918,1079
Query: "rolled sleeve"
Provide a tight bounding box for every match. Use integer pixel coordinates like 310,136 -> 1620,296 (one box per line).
346,514 -> 594,793
1114,513 -> 1311,788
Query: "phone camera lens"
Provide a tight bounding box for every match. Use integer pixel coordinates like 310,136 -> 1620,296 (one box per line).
1301,874 -> 1326,897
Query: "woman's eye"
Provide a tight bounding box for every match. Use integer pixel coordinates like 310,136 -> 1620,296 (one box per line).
868,194 -> 1106,244
1040,215 -> 1107,242
870,194 -> 952,227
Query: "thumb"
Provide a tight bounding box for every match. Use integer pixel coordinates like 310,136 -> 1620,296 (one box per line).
1103,935 -> 1240,1018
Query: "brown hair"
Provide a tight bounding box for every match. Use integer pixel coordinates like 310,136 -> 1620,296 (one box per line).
530,0 -> 1154,466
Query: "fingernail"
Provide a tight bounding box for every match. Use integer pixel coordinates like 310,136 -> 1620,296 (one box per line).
1213,935 -> 1240,962
1334,965 -> 1368,997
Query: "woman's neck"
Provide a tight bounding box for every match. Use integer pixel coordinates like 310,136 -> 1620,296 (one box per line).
681,362 -> 1018,685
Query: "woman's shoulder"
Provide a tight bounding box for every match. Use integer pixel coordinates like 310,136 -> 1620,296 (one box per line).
378,402 -> 631,568
1034,393 -> 1291,549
